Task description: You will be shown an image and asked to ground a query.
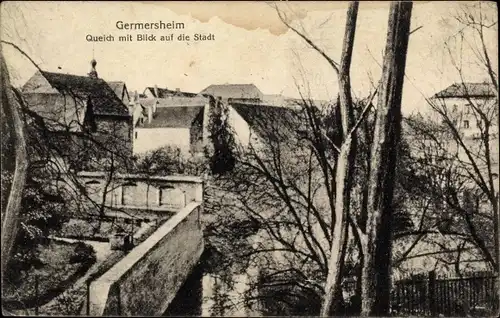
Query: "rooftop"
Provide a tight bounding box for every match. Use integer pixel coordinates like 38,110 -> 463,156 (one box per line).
144,86 -> 199,98
23,71 -> 130,117
138,96 -> 208,108
137,106 -> 204,129
434,82 -> 497,98
200,83 -> 264,100
231,102 -> 301,141
107,81 -> 129,103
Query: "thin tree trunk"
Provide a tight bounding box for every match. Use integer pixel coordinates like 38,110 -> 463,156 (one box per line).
320,2 -> 359,316
1,48 -> 28,278
361,1 -> 413,316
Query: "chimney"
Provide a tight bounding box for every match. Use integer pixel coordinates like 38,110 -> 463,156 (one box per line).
134,90 -> 138,101
154,85 -> 159,98
147,105 -> 153,124
88,59 -> 98,79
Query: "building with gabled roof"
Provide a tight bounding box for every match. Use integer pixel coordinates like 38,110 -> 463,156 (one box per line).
433,82 -> 497,98
429,81 -> 498,139
131,82 -> 318,158
22,70 -> 130,118
21,59 -> 133,170
229,102 -> 302,148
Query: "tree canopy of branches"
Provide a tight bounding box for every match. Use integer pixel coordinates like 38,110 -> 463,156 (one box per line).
1,40 -> 138,284
396,1 -> 498,277
200,1 -> 416,316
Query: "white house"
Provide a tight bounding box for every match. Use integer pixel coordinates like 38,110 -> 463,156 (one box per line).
429,82 -> 498,139
132,97 -> 208,156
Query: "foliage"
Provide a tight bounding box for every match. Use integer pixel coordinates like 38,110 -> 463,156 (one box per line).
205,96 -> 237,175
398,111 -> 498,272
1,99 -> 15,213
2,240 -> 96,311
132,145 -> 207,176
256,268 -> 322,316
69,242 -> 96,264
4,140 -> 72,271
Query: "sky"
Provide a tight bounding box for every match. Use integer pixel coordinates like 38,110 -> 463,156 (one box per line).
1,1 -> 498,115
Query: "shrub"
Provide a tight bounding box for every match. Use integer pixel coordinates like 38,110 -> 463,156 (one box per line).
69,242 -> 96,265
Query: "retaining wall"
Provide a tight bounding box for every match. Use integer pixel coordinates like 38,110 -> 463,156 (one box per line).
88,201 -> 204,316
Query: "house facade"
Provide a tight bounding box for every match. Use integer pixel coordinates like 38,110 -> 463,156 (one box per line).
429,82 -> 498,139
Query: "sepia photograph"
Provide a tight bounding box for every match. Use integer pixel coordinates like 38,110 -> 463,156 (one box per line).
1,1 -> 498,316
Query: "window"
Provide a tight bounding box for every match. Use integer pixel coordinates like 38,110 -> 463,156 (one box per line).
122,182 -> 137,205
463,120 -> 470,129
158,186 -> 174,206
85,180 -> 101,201
158,187 -> 185,208
464,104 -> 472,114
135,131 -> 138,139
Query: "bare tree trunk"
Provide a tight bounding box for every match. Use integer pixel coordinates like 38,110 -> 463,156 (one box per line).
320,2 -> 359,316
0,48 -> 28,278
361,1 -> 413,316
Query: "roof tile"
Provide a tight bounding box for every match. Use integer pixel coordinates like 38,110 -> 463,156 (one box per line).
38,71 -> 130,116
434,82 -> 497,98
200,84 -> 264,100
138,106 -> 204,128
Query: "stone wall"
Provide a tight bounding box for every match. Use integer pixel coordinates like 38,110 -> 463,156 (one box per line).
88,201 -> 204,316
76,172 -> 203,215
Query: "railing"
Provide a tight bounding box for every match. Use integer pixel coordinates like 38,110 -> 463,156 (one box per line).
391,271 -> 498,316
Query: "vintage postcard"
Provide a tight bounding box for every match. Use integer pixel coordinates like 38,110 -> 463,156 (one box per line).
1,1 -> 498,317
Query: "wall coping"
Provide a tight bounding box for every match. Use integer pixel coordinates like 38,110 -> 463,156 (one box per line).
106,205 -> 179,213
77,171 -> 203,183
92,201 -> 201,284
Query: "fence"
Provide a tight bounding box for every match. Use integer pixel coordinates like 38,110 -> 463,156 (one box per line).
392,271 -> 498,316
